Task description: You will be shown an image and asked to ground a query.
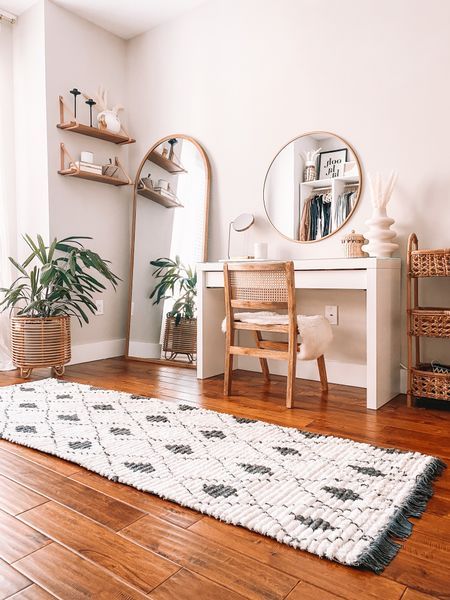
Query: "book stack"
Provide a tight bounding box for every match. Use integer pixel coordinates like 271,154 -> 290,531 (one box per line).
154,186 -> 177,200
74,161 -> 103,175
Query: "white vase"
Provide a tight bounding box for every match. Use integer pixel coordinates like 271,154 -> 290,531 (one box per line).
97,110 -> 121,134
362,207 -> 399,258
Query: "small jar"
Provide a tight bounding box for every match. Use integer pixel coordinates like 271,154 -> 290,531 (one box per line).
341,230 -> 369,258
303,161 -> 316,182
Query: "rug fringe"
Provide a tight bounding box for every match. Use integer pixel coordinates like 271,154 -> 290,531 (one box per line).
354,457 -> 446,573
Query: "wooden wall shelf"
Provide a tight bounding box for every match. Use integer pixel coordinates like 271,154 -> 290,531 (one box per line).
58,168 -> 130,186
57,121 -> 135,145
149,150 -> 187,174
58,143 -> 131,187
57,96 -> 135,145
137,186 -> 183,208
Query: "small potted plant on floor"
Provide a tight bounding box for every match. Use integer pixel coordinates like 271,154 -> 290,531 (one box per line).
150,256 -> 197,363
0,234 -> 119,377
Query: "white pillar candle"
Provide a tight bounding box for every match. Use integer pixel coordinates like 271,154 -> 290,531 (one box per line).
254,242 -> 268,259
80,151 -> 94,163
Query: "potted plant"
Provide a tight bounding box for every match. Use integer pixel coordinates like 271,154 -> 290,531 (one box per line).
0,234 -> 119,377
149,256 -> 197,363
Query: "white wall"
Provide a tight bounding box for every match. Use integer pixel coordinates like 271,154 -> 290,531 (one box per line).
44,1 -> 131,356
126,0 -> 450,369
13,0 -> 49,256
0,20 -> 17,267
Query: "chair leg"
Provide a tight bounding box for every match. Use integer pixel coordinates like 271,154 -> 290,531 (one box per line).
253,330 -> 270,382
224,329 -> 234,396
317,354 -> 328,391
286,335 -> 297,409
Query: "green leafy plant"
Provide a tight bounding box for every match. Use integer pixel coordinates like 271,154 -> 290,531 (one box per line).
0,234 -> 120,325
149,256 -> 196,325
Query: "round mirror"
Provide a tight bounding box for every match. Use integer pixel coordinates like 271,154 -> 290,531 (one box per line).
263,131 -> 362,242
233,213 -> 254,232
126,135 -> 210,366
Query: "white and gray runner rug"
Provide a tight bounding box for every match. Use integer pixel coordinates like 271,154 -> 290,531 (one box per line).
0,378 -> 445,573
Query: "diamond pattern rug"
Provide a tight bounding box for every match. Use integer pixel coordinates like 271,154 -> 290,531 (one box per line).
0,378 -> 445,573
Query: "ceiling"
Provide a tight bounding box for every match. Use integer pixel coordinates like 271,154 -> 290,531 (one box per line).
1,0 -> 209,38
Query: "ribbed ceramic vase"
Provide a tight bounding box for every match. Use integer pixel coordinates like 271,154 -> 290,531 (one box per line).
362,207 -> 399,258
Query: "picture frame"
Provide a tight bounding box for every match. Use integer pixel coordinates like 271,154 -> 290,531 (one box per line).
318,148 -> 348,179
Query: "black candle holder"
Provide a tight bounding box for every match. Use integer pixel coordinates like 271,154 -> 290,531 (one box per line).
168,138 -> 178,161
85,98 -> 96,127
69,88 -> 81,118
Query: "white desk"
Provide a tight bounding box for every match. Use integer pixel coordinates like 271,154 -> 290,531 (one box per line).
197,258 -> 402,410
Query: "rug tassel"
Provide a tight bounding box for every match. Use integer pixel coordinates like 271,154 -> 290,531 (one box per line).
355,457 -> 446,573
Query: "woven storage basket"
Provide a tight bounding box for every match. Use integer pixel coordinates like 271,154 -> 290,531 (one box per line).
11,316 -> 71,375
163,316 -> 196,361
411,364 -> 450,401
410,308 -> 450,338
410,248 -> 450,277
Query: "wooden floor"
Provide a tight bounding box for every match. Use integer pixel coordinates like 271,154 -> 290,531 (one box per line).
0,358 -> 449,600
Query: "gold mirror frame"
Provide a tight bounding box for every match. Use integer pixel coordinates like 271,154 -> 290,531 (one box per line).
263,131 -> 363,243
125,134 -> 211,365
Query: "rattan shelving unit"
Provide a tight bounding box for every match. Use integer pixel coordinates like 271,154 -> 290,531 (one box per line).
407,233 -> 450,406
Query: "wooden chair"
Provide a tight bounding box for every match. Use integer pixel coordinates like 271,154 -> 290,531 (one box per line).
223,261 -> 328,408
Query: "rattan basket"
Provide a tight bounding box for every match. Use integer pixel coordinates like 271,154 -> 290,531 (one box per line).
409,248 -> 450,277
410,308 -> 450,338
163,316 -> 196,362
10,316 -> 71,378
410,363 -> 450,401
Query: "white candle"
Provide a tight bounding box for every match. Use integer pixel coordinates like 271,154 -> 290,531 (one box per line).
254,242 -> 268,259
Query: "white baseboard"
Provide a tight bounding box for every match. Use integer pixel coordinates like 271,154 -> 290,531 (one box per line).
69,338 -> 126,365
236,356 -> 367,388
128,341 -> 161,359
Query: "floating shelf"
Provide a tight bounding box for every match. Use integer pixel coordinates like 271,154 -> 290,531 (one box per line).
58,143 -> 131,187
137,186 -> 183,208
300,175 -> 359,189
57,95 -> 135,145
58,167 -> 130,186
148,150 -> 187,174
57,121 -> 135,145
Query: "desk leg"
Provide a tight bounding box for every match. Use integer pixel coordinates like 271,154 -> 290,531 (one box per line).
366,267 -> 401,409
197,272 -> 226,379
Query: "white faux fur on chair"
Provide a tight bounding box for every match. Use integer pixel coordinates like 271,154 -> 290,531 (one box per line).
221,311 -> 333,360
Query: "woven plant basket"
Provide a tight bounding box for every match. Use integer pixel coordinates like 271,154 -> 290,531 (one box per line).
163,316 -> 196,362
10,316 -> 71,378
410,308 -> 450,338
409,248 -> 450,277
411,364 -> 450,401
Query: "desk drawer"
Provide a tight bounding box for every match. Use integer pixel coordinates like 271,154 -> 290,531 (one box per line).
205,269 -> 367,290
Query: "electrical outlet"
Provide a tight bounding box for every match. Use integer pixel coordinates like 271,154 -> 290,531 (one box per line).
325,305 -> 338,325
95,300 -> 104,316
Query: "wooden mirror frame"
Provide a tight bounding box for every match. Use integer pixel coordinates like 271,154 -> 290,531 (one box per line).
263,131 -> 363,244
125,134 -> 211,366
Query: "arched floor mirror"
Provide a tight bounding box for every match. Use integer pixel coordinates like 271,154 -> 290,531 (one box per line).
126,135 -> 210,367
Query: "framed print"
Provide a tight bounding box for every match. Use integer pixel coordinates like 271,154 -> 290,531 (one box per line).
318,148 -> 348,179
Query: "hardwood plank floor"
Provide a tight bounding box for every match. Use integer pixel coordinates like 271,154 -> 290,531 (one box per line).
0,357 -> 449,599
6,585 -> 55,599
